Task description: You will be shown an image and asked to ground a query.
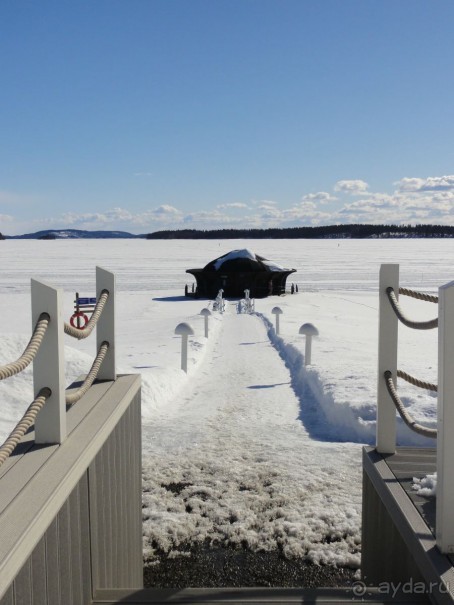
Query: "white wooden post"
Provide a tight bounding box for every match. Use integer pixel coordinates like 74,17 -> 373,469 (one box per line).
299,323 -> 319,366
272,307 -> 283,335
31,279 -> 66,444
96,267 -> 116,381
201,308 -> 211,338
175,323 -> 194,373
436,280 -> 454,553
376,264 -> 399,454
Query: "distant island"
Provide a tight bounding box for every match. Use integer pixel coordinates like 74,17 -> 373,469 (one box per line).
3,229 -> 145,240
2,224 -> 454,240
146,224 -> 454,239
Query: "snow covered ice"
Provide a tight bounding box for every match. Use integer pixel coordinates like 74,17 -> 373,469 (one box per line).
0,238 -> 450,569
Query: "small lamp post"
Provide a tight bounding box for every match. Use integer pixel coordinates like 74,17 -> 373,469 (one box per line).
200,308 -> 211,338
298,323 -> 319,365
271,307 -> 283,335
174,322 -> 194,373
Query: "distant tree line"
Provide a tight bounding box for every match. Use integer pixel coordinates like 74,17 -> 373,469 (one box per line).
146,224 -> 454,240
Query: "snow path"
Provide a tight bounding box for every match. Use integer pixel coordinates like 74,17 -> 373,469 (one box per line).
146,306 -> 306,451
142,304 -> 362,568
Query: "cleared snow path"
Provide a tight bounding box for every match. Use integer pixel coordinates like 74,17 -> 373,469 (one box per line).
142,305 -> 362,568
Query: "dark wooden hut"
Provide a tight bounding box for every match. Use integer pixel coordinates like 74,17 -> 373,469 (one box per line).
186,249 -> 296,298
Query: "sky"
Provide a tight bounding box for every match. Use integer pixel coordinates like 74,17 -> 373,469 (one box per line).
1,0 -> 454,235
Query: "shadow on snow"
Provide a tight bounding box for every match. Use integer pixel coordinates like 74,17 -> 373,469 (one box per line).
255,312 -> 435,448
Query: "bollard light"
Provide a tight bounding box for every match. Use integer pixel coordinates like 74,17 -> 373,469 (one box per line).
200,308 -> 211,338
175,322 -> 194,373
271,306 -> 283,335
298,323 -> 319,365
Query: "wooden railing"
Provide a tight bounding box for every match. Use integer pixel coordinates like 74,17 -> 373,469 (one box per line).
376,263 -> 454,554
0,267 -> 142,603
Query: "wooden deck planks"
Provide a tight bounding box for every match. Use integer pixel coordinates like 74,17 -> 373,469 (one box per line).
362,446 -> 454,605
0,374 -> 142,604
385,447 -> 437,535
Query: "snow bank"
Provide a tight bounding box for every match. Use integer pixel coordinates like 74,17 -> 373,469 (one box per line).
256,311 -> 437,447
0,335 -> 96,441
138,310 -> 224,421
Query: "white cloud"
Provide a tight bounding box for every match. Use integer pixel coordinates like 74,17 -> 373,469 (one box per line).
34,205 -> 185,231
252,199 -> 277,207
217,202 -> 250,210
334,180 -> 369,194
152,205 -> 180,216
256,203 -> 278,212
183,210 -> 229,224
396,176 -> 454,193
301,192 -> 337,204
8,174 -> 454,234
335,186 -> 454,225
259,207 -> 282,220
249,202 -> 331,227
0,214 -> 13,222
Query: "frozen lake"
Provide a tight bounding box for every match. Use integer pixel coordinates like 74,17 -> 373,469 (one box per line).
0,238 -> 450,567
1,237 -> 453,294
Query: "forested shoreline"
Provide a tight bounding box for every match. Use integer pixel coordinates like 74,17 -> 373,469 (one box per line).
147,224 -> 454,240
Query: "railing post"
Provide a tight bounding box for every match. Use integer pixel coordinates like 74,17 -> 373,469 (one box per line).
96,266 -> 116,381
376,264 -> 399,454
31,279 -> 66,444
436,280 -> 454,553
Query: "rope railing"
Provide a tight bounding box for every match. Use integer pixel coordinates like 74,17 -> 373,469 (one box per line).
64,289 -> 109,339
397,369 -> 437,393
0,313 -> 50,380
386,287 -> 438,330
0,387 -> 52,467
384,371 -> 437,439
399,287 -> 438,304
0,267 -> 115,466
377,264 -> 454,552
66,341 -> 109,406
0,342 -> 110,463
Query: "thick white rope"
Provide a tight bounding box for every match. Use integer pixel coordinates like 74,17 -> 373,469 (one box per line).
384,371 -> 437,439
64,290 -> 109,340
0,342 -> 110,465
0,313 -> 50,380
397,369 -> 437,393
66,341 -> 109,406
386,288 -> 438,330
0,387 -> 51,467
0,290 -> 111,466
399,287 -> 438,304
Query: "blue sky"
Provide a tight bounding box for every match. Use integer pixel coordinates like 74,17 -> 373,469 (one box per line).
1,0 -> 454,235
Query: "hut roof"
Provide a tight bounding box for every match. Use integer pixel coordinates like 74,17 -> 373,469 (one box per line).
201,249 -> 290,273
186,249 -> 296,298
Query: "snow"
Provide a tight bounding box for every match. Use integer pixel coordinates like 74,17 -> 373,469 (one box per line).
213,248 -> 258,270
0,238 -> 449,569
261,259 -> 286,271
211,248 -> 288,272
